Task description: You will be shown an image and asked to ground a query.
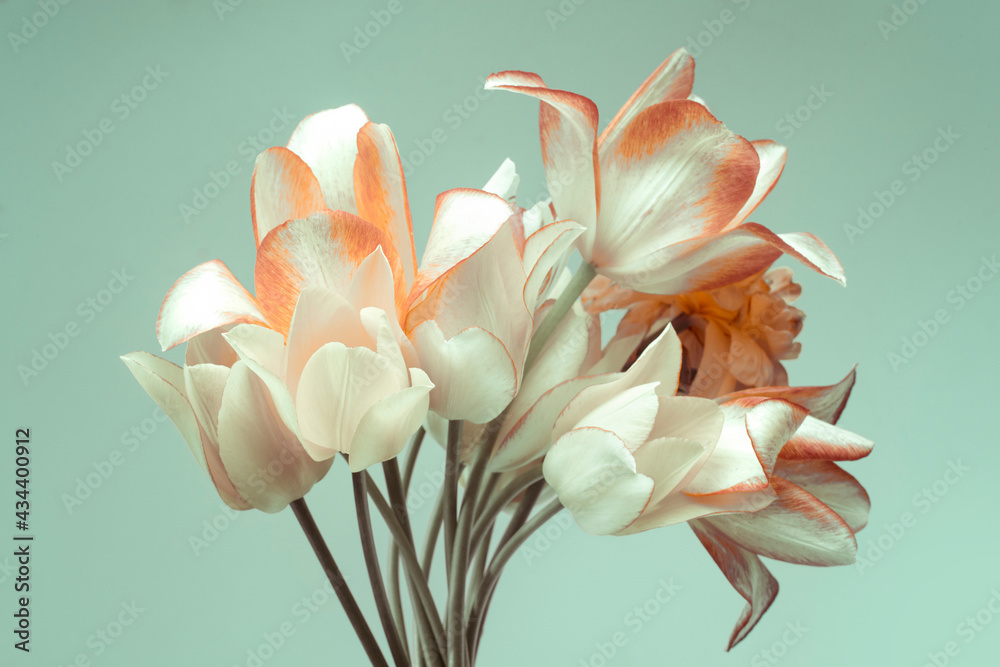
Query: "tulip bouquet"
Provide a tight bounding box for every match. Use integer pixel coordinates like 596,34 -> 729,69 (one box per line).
123,48 -> 872,666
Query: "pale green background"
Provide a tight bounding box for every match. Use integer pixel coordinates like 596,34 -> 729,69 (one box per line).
2,0 -> 998,665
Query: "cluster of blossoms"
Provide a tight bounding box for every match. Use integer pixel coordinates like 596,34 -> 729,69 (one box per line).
124,48 -> 872,664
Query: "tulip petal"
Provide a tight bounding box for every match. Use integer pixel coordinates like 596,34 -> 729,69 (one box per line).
349,368 -> 433,472
604,222 -> 844,294
598,48 -> 695,152
295,342 -> 403,461
482,158 -> 520,204
707,476 -> 858,566
121,352 -> 205,470
286,104 -> 369,213
157,260 -> 267,351
780,415 -> 874,462
491,373 -> 615,472
251,147 -> 326,246
218,362 -> 333,513
255,210 -> 404,335
775,460 -> 870,532
120,352 -> 249,510
355,122 -> 417,290
407,189 -> 516,309
224,324 -> 301,439
410,321 -> 516,424
523,220 -> 585,313
485,71 -> 600,241
728,140 -> 788,230
689,520 -> 780,650
571,382 -> 660,452
183,364 -> 229,446
722,367 -> 856,424
543,427 -> 653,536
185,327 -> 239,368
596,100 -> 759,267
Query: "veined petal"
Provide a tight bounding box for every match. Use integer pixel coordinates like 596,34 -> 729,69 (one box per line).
543,427 -> 653,536
523,220 -> 585,313
410,321 -> 516,424
603,222 -> 843,295
775,460 -> 870,532
355,122 -> 417,290
251,147 -> 326,246
705,476 -> 858,566
596,100 -> 759,268
689,520 -> 780,650
157,260 -> 267,351
722,367 -> 857,424
218,361 -> 333,513
255,210 -> 404,335
727,140 -> 788,230
598,48 -> 695,152
286,105 -> 369,213
490,373 -> 615,472
571,382 -> 660,452
780,416 -> 874,462
183,364 -> 229,447
485,70 -> 600,247
349,368 -> 433,472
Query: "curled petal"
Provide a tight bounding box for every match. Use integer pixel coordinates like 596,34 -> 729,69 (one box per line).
157,260 -> 267,351
690,520 -> 780,650
727,140 -> 788,230
348,368 -> 433,472
775,460 -> 870,532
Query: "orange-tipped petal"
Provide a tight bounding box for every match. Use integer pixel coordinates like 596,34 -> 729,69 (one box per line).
485,71 -> 600,241
723,367 -> 857,424
406,188 -> 515,313
707,476 -> 858,567
596,100 -> 759,268
157,260 -> 268,352
598,48 -> 695,152
251,147 -> 326,246
286,105 -> 369,213
779,415 -> 874,462
726,140 -> 788,230
354,122 -> 417,290
254,211 -> 404,335
775,460 -> 870,532
690,520 -> 780,650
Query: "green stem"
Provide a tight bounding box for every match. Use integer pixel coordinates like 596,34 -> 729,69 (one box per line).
524,261 -> 597,371
366,473 -> 448,661
469,470 -> 543,558
383,458 -> 413,663
443,421 -> 463,577
290,498 -> 388,667
353,473 -> 412,667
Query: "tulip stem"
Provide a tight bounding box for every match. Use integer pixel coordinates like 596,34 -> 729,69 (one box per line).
290,498 -> 388,667
353,473 -> 412,667
383,458 -> 414,663
468,470 -> 543,558
443,421 -> 463,578
422,491 -> 445,577
524,261 -> 597,371
366,473 -> 448,662
446,439 -> 492,666
467,481 -> 549,660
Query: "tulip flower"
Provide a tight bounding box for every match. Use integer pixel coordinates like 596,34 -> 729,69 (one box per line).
121,328 -> 332,512
485,48 -> 844,295
690,369 -> 873,648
